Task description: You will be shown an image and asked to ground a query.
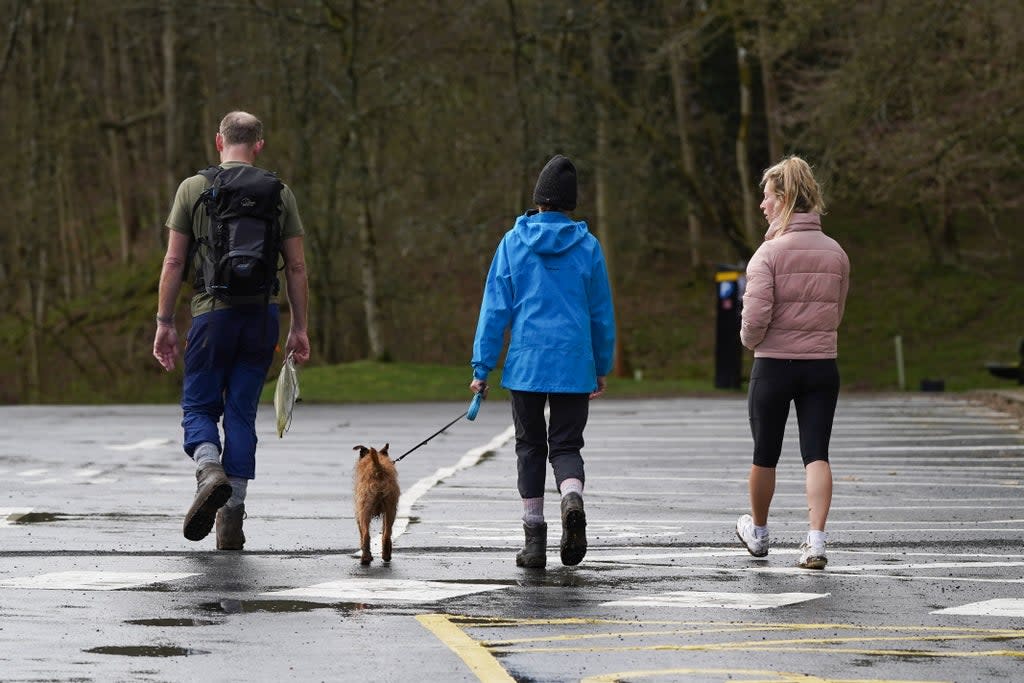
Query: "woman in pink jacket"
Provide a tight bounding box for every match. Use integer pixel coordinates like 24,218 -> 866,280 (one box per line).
735,156 -> 850,570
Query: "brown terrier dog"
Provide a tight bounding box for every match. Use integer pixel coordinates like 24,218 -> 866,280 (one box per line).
353,444 -> 401,565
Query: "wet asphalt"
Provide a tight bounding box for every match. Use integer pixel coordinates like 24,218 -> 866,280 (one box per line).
1,395 -> 1023,682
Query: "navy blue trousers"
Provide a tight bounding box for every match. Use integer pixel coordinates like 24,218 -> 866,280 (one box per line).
181,305 -> 279,479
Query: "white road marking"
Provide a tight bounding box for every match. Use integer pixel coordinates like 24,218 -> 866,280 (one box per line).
73,469 -> 102,477
603,591 -> 828,610
17,469 -> 48,477
933,599 -> 1024,617
104,438 -> 174,451
368,425 -> 516,556
265,578 -> 507,603
0,571 -> 197,591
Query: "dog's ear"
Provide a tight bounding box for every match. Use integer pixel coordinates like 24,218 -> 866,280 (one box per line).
381,443 -> 389,455
354,445 -> 369,458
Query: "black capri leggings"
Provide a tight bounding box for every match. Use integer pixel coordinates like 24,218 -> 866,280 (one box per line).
748,357 -> 840,468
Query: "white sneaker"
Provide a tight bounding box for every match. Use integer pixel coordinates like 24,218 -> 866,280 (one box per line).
798,542 -> 827,569
735,514 -> 768,557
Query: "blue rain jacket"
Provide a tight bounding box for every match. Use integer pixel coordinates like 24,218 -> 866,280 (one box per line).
472,210 -> 616,393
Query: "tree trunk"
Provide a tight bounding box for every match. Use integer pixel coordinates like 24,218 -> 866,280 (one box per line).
162,0 -> 178,206
101,19 -> 130,264
590,0 -> 626,377
505,0 -> 532,210
758,20 -> 784,162
668,38 -> 702,269
734,43 -> 758,251
348,0 -> 385,360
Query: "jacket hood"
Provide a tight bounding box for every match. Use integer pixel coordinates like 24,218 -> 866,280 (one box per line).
513,210 -> 590,255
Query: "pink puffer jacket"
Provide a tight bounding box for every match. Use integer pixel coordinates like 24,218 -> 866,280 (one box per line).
741,213 -> 850,358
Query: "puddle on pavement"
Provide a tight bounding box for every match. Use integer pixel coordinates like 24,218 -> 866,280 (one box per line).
125,618 -> 219,627
10,512 -> 66,524
10,511 -> 169,524
84,646 -> 210,657
198,599 -> 366,614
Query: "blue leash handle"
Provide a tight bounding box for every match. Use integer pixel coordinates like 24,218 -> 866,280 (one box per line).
467,391 -> 484,421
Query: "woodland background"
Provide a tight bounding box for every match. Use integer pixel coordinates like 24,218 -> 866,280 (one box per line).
0,0 -> 1021,403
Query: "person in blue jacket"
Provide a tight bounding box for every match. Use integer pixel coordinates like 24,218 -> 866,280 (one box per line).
470,154 -> 616,568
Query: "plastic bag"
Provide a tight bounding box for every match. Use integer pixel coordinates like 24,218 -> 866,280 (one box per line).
274,353 -> 300,438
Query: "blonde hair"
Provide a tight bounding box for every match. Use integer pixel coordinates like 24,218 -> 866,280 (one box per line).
760,156 -> 825,232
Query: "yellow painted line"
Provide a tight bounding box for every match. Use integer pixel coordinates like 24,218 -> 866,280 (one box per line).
582,668 -> 948,683
491,630 -> 1019,651
480,623 -> 1024,647
496,642 -> 1024,658
449,616 -> 1024,635
416,614 -> 514,683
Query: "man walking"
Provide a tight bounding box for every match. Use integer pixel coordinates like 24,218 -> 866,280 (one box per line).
153,111 -> 309,550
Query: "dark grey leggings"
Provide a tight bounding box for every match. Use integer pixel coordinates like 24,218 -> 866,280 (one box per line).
510,390 -> 589,498
748,357 -> 840,468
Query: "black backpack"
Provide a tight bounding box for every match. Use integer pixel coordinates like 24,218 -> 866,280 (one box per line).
187,165 -> 284,306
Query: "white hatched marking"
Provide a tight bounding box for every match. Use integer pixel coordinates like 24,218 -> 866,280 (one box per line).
933,599 -> 1024,617
79,477 -> 118,485
823,561 -> 1024,572
603,591 -> 828,610
265,578 -> 507,603
0,571 -> 197,591
104,438 -> 174,451
17,469 -> 48,477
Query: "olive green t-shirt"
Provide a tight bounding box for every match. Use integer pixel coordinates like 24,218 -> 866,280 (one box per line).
166,161 -> 304,316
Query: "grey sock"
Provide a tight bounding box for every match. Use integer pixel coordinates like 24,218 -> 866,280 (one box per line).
522,496 -> 544,526
560,478 -> 584,498
225,477 -> 248,509
194,442 -> 220,469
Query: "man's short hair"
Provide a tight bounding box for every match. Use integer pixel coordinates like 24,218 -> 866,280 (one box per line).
218,111 -> 263,146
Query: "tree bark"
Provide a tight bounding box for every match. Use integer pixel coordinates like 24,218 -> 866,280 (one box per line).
668,38 -> 702,269
758,20 -> 784,162
734,42 -> 758,251
348,0 -> 385,360
162,0 -> 178,207
590,0 -> 626,376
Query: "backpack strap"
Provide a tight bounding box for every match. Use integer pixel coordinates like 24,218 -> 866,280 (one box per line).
181,166 -> 222,285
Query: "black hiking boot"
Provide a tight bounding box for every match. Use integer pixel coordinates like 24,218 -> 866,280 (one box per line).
516,522 -> 547,568
183,463 -> 232,542
560,492 -> 587,566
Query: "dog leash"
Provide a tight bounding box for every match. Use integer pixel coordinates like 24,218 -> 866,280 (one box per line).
393,390 -> 485,463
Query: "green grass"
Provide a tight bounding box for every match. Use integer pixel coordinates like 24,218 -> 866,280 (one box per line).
259,360 -> 725,404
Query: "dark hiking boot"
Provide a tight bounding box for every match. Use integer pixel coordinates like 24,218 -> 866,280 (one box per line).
560,492 -> 587,566
516,522 -> 547,568
216,504 -> 246,550
183,463 -> 232,542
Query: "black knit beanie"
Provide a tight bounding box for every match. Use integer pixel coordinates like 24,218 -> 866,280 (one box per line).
532,155 -> 577,211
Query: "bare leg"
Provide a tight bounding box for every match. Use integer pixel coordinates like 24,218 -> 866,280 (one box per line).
805,460 -> 833,531
749,464 -> 776,527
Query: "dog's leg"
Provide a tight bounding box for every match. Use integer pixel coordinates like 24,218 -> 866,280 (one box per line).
381,507 -> 395,563
358,510 -> 373,565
